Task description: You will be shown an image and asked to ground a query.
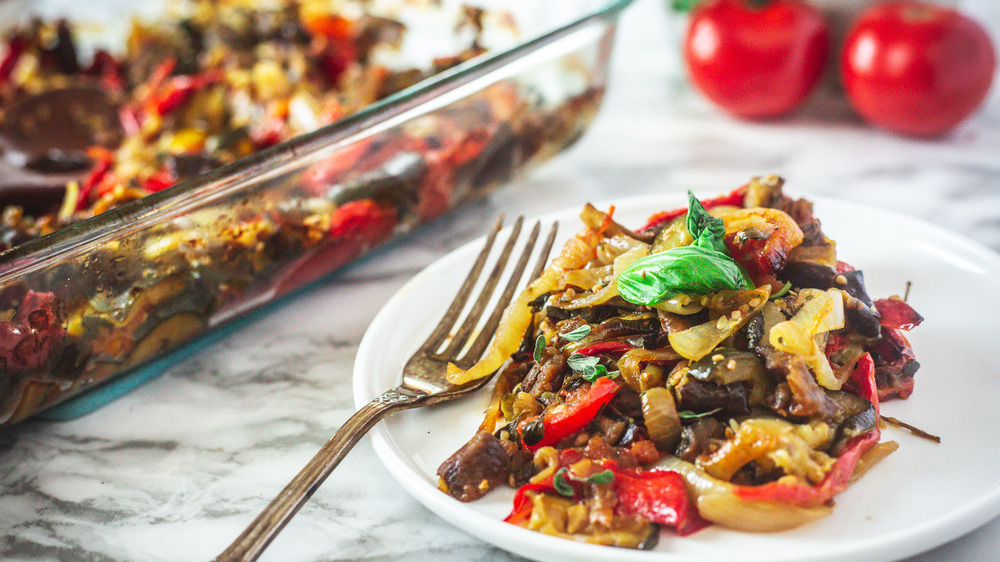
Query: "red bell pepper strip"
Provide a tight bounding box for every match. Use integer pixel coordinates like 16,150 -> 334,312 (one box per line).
504,481 -> 554,526
505,462 -> 707,536
143,168 -> 177,193
152,76 -> 198,116
724,229 -> 791,281
76,148 -> 115,211
733,428 -> 881,508
520,376 -> 619,452
329,199 -> 398,244
613,469 -> 709,536
300,137 -> 373,195
124,59 -> 221,128
504,449 -> 593,524
574,341 -> 635,357
442,128 -> 492,169
639,186 -> 746,231
142,59 -> 177,96
150,71 -> 221,117
873,298 -> 924,331
848,352 -> 879,417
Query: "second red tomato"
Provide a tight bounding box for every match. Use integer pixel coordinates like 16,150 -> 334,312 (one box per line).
840,1 -> 996,137
683,0 -> 830,119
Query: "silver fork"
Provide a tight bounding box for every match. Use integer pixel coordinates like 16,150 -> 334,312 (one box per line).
217,215 -> 558,562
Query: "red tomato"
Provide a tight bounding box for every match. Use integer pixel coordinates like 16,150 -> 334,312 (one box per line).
682,0 -> 830,119
840,1 -> 996,137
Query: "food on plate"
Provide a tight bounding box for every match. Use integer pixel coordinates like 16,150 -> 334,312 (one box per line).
840,0 -> 996,137
682,0 -> 829,119
437,176 -> 923,548
0,0 -> 606,425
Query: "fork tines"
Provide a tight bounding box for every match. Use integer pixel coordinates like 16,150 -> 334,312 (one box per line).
423,216 -> 558,369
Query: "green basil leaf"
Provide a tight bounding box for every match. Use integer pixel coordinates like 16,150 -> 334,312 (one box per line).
686,191 -> 728,254
617,246 -> 752,305
553,468 -> 574,497
616,193 -> 753,306
562,324 -> 591,342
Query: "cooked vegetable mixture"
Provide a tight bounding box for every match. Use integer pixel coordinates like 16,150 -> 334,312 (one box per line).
437,176 -> 923,548
0,0 -> 490,242
0,1 -> 605,425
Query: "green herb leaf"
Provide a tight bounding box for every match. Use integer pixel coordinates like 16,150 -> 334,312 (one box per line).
554,467 -> 615,494
533,334 -> 545,363
553,468 -> 574,497
562,324 -> 591,342
585,469 -> 615,486
678,408 -> 722,420
520,416 -> 545,447
582,365 -> 610,382
584,368 -> 620,383
567,354 -> 618,382
617,246 -> 751,305
617,193 -> 753,306
567,353 -> 599,372
687,191 -> 728,254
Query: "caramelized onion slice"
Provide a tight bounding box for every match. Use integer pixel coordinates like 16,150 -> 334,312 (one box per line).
658,457 -> 831,532
668,286 -> 771,361
641,387 -> 682,452
559,244 -> 646,310
769,289 -> 845,389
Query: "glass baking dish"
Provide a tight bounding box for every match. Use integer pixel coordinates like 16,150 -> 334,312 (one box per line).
0,0 -> 633,427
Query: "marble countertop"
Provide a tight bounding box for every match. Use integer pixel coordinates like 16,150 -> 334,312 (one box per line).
3,0 -> 999,560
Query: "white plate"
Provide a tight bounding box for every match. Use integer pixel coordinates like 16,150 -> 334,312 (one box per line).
354,192 -> 1000,562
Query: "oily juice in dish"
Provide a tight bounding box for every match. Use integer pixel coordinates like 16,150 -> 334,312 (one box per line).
436,176 -> 923,547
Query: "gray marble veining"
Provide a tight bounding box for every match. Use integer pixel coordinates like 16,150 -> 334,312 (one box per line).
3,0 -> 1000,560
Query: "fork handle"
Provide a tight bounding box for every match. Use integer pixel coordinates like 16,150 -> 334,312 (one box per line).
216,389 -> 423,562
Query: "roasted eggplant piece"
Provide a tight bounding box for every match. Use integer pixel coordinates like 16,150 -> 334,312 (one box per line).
437,431 -> 511,502
780,261 -> 881,337
686,347 -> 771,406
675,378 -> 751,418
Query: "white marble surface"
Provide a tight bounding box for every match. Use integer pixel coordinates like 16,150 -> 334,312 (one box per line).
3,0 -> 1000,560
